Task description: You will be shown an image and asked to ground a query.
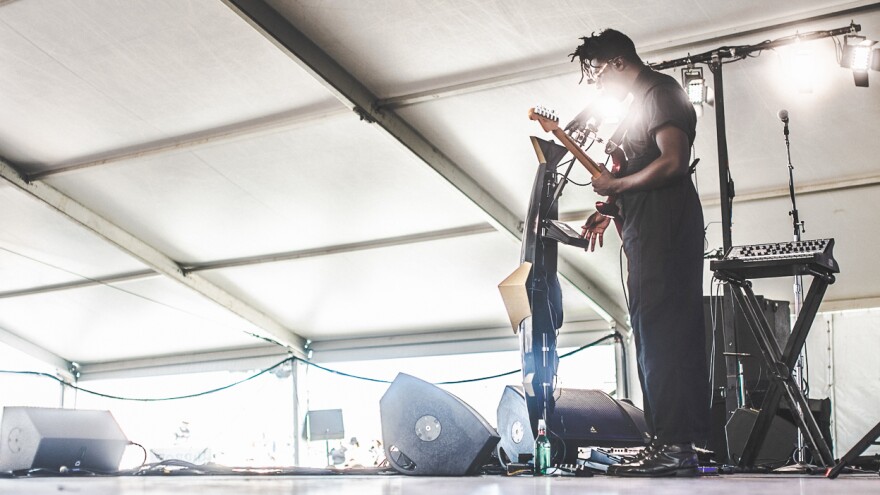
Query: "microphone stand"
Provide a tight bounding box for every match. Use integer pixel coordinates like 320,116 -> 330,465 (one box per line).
775,115 -> 811,473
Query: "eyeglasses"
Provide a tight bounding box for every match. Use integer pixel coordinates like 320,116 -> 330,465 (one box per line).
585,57 -> 619,84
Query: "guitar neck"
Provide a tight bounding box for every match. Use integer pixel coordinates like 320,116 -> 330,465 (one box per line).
550,128 -> 604,178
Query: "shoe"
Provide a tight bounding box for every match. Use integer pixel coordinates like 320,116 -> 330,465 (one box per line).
617,441 -> 657,464
607,443 -> 699,477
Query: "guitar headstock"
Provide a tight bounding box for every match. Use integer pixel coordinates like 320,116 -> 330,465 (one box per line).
527,106 -> 560,133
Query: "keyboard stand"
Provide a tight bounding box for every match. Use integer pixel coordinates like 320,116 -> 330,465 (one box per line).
825,419 -> 880,478
713,268 -> 836,468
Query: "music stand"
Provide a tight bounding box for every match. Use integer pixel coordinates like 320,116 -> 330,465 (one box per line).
305,409 -> 344,466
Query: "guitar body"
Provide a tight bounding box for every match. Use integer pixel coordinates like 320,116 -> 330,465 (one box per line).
595,146 -> 626,236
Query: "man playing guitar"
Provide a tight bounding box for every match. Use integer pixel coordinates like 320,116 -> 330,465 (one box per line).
570,29 -> 710,477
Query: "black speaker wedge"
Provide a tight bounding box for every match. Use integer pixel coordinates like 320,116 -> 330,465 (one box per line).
380,373 -> 500,476
496,386 -> 649,464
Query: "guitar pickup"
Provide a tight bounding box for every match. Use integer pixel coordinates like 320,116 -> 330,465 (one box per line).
543,220 -> 590,249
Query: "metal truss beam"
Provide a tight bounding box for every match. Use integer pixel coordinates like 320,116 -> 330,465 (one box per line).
0,158 -> 307,356
29,103 -> 346,180
0,270 -> 159,300
222,0 -> 629,330
77,344 -> 287,381
0,224 -> 495,299
701,173 -> 880,206
378,2 -> 880,108
6,167 -> 877,301
0,324 -> 73,379
20,2 -> 880,183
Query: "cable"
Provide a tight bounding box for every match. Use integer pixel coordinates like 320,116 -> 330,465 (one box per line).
556,157 -> 576,170
619,245 -> 629,311
709,276 -> 739,409
298,359 -> 393,385
0,334 -> 618,401
557,333 -> 617,360
556,175 -> 592,187
0,357 -> 293,401
707,276 -> 719,410
130,441 -> 148,468
703,221 -> 722,254
547,426 -> 566,475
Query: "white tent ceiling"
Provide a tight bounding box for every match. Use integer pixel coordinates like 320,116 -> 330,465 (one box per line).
0,0 -> 878,376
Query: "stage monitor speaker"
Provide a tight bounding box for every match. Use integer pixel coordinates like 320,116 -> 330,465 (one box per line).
726,407 -> 797,468
304,409 -> 344,441
496,386 -> 650,464
778,398 -> 833,457
703,295 -> 791,462
0,407 -> 129,474
379,373 -> 500,476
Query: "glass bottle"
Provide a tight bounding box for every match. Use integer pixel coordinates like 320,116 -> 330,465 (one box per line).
534,419 -> 552,475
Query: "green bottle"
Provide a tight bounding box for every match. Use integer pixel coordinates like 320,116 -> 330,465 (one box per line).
534,419 -> 552,475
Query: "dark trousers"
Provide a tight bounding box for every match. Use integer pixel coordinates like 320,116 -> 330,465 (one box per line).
622,182 -> 710,445
631,299 -> 710,444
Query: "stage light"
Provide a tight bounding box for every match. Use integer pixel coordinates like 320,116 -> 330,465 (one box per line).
840,35 -> 878,87
680,67 -> 707,116
681,67 -> 706,105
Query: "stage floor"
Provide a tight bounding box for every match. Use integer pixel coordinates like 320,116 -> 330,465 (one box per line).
2,473 -> 878,495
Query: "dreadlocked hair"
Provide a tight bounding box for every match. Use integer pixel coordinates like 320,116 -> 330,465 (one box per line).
570,29 -> 643,83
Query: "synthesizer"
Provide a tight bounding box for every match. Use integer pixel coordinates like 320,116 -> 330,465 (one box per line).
710,238 -> 839,279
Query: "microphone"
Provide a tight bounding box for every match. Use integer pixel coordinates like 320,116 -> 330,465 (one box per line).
777,109 -> 789,136
777,109 -> 789,123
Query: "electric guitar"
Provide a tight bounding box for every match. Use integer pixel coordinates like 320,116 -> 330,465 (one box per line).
527,106 -> 625,233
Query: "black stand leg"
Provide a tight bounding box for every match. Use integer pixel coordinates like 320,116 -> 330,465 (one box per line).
826,420 -> 880,478
721,274 -> 835,468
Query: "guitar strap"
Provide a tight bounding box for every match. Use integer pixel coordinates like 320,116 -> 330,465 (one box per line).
604,103 -> 638,174
605,115 -> 630,157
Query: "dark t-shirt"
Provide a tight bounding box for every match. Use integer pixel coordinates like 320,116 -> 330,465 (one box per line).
622,68 -> 697,176
616,67 -> 702,251
617,66 -> 704,327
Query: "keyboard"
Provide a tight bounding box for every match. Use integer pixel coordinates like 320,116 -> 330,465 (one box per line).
710,238 -> 838,279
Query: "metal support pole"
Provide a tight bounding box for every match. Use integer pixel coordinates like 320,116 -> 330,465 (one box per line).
614,332 -> 630,400
291,359 -> 301,467
708,57 -> 741,431
782,115 -> 810,465
710,55 -> 733,253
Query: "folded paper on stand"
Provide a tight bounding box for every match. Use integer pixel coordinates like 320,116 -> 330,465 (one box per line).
498,262 -> 532,333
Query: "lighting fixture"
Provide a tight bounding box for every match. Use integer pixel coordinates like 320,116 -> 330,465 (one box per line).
681,67 -> 706,105
841,35 -> 879,87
